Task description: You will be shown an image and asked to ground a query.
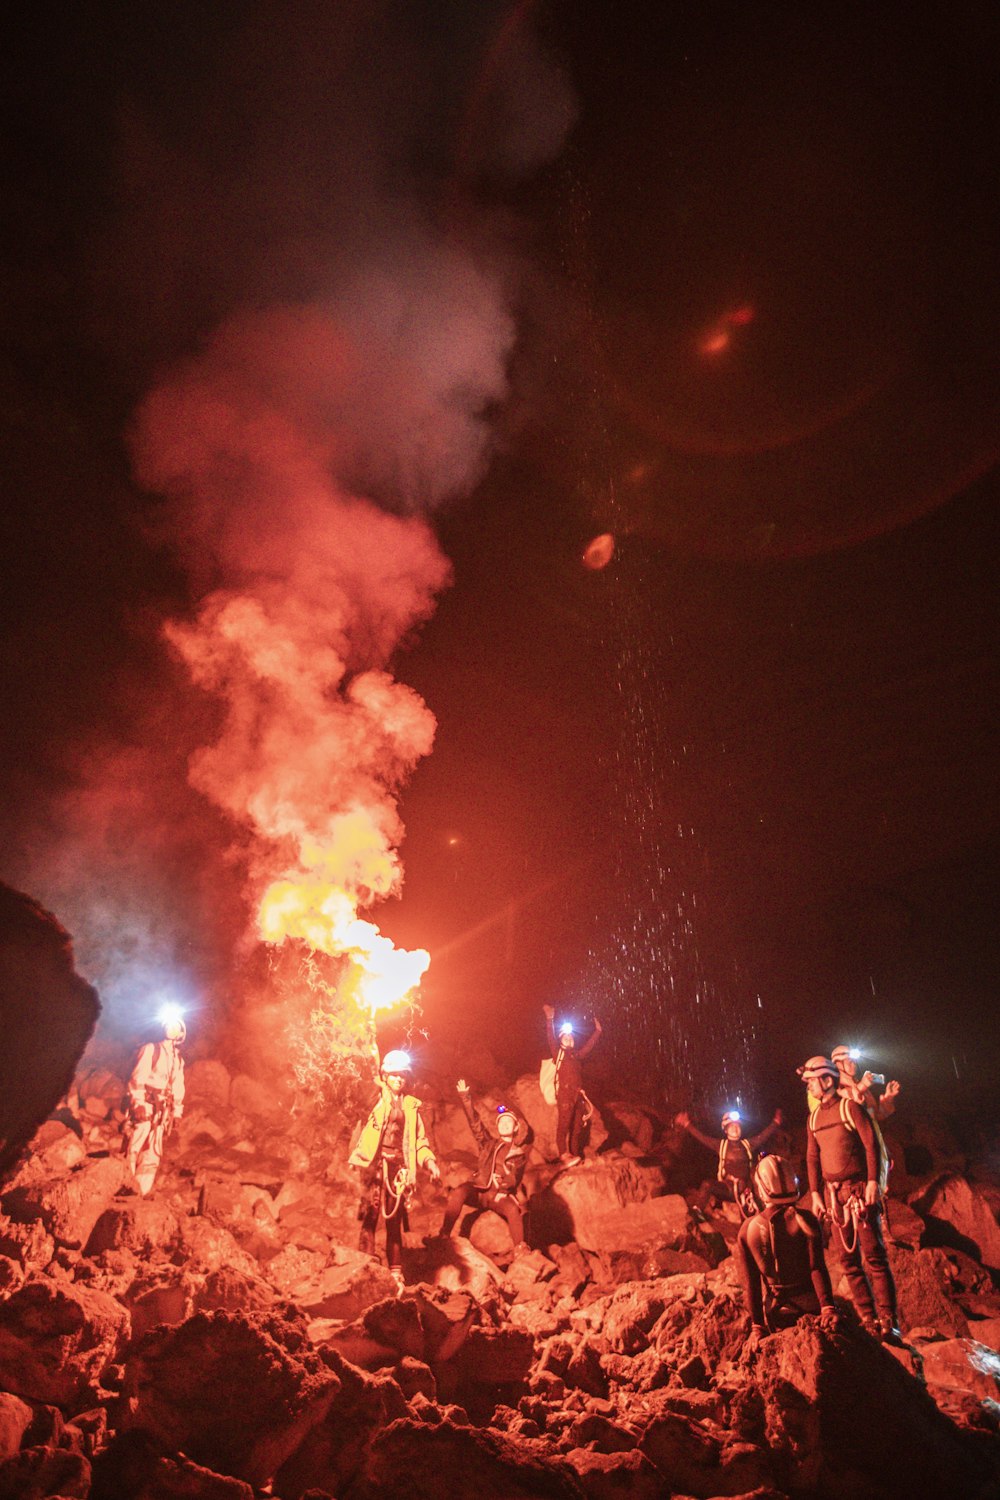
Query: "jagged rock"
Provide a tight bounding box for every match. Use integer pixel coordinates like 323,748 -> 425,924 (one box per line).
6,1121 -> 86,1186
917,1337 -> 1000,1405
888,1244 -> 970,1336
348,1415 -> 582,1498
0,1393 -> 33,1461
562,1446 -> 663,1498
194,1265 -> 278,1316
197,1174 -> 278,1232
175,1214 -> 260,1277
91,1429 -> 255,1499
405,1234 -> 507,1307
883,1197 -> 924,1247
0,1218 -> 55,1274
914,1174 -> 1000,1270
173,1104 -> 229,1148
0,1254 -> 24,1295
394,1355 -> 437,1401
120,1310 -> 340,1485
743,1317 -> 995,1498
0,1444 -> 91,1499
286,1252 -> 398,1320
125,1269 -> 198,1339
455,1325 -> 536,1386
272,1355 -> 409,1498
0,1277 -> 130,1408
0,883 -> 99,1187
2,1155 -> 127,1249
566,1412 -> 637,1452
264,1243 -> 327,1299
598,1281 -> 674,1354
86,1197 -> 180,1257
184,1059 -> 232,1109
637,1406 -> 722,1494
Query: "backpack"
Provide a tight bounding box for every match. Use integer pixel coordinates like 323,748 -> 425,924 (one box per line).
539,1058 -> 558,1107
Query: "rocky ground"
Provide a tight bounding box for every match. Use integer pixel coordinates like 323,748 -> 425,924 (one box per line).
1,1058 -> 999,1499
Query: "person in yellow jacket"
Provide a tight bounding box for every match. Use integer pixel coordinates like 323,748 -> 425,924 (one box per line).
349,1049 -> 440,1290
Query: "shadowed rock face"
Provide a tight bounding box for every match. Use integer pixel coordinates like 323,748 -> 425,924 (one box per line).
0,884 -> 99,1185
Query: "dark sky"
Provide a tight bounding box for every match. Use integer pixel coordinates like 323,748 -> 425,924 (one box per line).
1,2 -> 997,1116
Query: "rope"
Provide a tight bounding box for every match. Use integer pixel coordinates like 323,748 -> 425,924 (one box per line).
828,1183 -> 862,1255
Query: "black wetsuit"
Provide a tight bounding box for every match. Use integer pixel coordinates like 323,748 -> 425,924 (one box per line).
737,1204 -> 834,1331
547,1020 -> 599,1157
806,1094 -> 898,1326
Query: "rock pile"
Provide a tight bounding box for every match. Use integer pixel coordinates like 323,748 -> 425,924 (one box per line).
1,1056 -> 999,1498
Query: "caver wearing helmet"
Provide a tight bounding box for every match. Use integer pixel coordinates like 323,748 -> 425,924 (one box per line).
754,1154 -> 801,1206
830,1044 -> 901,1121
436,1081 -> 533,1253
350,1048 -> 440,1290
124,1016 -> 187,1195
675,1104 -> 783,1218
542,1005 -> 603,1165
737,1154 -> 836,1337
803,1059 -> 900,1342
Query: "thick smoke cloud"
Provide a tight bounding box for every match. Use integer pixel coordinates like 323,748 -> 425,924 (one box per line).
12,0 -> 576,1050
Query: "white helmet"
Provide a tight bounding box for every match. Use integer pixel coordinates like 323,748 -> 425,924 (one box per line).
380,1049 -> 412,1076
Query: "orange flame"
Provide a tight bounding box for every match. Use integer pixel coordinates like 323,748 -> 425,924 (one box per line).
259,878 -> 430,1015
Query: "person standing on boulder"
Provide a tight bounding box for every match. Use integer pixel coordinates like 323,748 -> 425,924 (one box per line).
437,1080 -> 530,1253
799,1055 -> 901,1342
542,1005 -> 601,1166
124,1007 -> 186,1195
675,1106 -> 783,1217
349,1049 -> 440,1292
736,1154 -> 838,1339
830,1044 -> 901,1121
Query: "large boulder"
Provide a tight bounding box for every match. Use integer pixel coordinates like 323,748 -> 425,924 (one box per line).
2,1155 -> 127,1249
85,1197 -> 180,1257
529,1155 -> 665,1247
508,1072 -> 607,1165
917,1336 -> 1000,1406
742,1318 -> 995,1498
888,1244 -> 971,1337
0,1277 -> 130,1409
273,1354 -> 409,1498
914,1174 -> 1000,1271
0,1445 -> 90,1499
0,1393 -> 33,1461
120,1310 -> 339,1486
0,884 -> 99,1186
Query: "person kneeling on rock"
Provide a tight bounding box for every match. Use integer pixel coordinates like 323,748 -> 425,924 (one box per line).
349,1049 -> 440,1293
675,1106 -> 782,1217
736,1154 -> 838,1343
438,1080 -> 530,1254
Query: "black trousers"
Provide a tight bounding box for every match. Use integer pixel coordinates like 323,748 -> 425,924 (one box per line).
441,1181 -> 523,1244
826,1180 -> 898,1323
556,1088 -> 585,1157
